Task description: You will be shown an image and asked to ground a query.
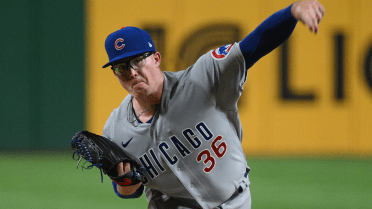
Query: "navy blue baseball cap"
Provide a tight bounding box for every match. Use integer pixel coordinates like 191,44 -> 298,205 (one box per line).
102,27 -> 156,68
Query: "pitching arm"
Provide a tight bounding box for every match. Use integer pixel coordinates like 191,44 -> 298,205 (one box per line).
239,0 -> 325,70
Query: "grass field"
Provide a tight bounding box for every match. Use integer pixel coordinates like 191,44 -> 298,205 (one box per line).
1,151 -> 371,209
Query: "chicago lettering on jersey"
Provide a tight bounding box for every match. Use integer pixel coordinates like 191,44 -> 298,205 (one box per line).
138,121 -> 228,183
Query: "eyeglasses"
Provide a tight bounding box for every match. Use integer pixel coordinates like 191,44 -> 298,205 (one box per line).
111,52 -> 154,76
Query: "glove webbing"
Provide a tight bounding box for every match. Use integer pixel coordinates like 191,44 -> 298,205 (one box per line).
72,133 -> 105,182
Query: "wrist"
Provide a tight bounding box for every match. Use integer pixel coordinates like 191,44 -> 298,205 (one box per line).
117,182 -> 142,195
291,1 -> 302,21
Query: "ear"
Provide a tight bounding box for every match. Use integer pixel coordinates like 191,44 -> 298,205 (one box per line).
153,52 -> 161,67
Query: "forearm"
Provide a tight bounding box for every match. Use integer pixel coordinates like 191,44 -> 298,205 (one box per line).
240,4 -> 298,69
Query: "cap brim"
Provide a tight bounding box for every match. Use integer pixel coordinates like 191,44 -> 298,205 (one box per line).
102,50 -> 154,68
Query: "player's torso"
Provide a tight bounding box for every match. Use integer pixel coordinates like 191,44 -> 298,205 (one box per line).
108,73 -> 246,205
105,44 -> 248,208
152,76 -> 247,199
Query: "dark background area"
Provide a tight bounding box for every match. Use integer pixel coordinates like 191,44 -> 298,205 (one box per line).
0,1 -> 85,150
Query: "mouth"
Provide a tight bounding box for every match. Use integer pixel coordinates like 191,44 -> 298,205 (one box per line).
132,80 -> 146,89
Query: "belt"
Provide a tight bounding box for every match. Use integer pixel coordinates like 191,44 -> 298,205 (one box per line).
238,167 -> 250,193
244,167 -> 250,178
218,167 -> 250,208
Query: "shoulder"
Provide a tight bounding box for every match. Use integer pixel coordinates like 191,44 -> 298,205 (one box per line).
178,43 -> 245,86
111,95 -> 132,119
187,43 -> 244,76
162,70 -> 189,90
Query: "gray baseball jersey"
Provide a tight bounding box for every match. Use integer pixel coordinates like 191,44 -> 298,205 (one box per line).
103,43 -> 249,209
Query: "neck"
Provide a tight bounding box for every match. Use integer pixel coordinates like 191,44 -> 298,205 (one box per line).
132,72 -> 164,118
133,95 -> 159,110
132,96 -> 158,122
133,74 -> 164,109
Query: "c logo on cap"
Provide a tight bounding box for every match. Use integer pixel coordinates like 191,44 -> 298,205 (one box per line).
115,38 -> 125,50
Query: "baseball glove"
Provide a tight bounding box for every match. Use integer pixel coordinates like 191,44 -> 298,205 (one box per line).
71,130 -> 146,186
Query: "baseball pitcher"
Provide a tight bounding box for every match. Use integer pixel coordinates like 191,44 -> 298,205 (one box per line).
95,1 -> 324,208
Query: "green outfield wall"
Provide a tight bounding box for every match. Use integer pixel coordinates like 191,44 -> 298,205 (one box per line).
0,1 -> 85,150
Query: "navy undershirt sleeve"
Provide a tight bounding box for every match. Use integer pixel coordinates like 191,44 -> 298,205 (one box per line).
239,4 -> 298,70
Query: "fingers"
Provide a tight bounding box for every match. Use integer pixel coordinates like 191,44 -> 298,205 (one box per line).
318,4 -> 326,18
292,0 -> 325,34
311,5 -> 325,33
308,1 -> 325,33
314,3 -> 325,24
117,162 -> 125,176
307,8 -> 319,33
124,162 -> 131,173
117,162 -> 131,176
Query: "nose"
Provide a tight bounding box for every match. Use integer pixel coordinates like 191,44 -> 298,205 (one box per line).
127,66 -> 138,78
